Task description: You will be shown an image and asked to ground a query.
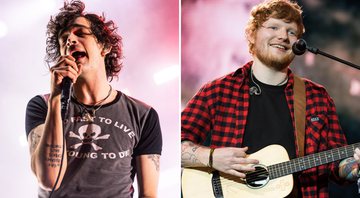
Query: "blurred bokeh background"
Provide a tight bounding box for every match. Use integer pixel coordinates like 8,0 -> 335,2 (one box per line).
182,0 -> 360,197
0,0 -> 179,197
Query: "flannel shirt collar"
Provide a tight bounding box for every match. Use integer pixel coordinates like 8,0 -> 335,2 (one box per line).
232,61 -> 296,90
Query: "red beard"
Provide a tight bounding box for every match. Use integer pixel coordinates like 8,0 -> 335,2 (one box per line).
255,46 -> 295,71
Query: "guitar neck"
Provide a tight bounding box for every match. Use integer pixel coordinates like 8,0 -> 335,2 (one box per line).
268,142 -> 360,179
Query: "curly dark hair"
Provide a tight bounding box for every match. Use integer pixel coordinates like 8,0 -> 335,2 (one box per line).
45,0 -> 123,81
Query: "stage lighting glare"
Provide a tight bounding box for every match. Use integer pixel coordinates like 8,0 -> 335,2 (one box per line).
153,65 -> 179,85
350,79 -> 360,96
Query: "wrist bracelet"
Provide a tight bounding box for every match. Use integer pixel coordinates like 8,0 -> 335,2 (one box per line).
208,148 -> 215,168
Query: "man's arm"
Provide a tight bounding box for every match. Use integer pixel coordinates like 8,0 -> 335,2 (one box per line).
181,140 -> 209,167
135,154 -> 160,198
28,96 -> 67,191
27,55 -> 79,191
181,140 -> 259,178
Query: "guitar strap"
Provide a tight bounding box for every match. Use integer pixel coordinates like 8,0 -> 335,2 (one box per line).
293,75 -> 306,157
211,171 -> 224,198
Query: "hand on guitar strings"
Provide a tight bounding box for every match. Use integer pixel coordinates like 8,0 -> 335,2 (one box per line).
212,147 -> 259,178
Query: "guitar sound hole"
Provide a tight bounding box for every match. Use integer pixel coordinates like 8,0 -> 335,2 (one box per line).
245,165 -> 269,189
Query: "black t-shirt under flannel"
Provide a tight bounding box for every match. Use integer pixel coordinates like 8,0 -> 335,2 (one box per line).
243,74 -> 296,158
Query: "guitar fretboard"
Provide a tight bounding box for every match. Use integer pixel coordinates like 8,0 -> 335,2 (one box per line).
268,143 -> 360,179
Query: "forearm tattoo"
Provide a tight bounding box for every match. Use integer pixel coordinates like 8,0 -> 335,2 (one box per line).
45,143 -> 63,168
181,141 -> 201,166
339,157 -> 359,181
30,132 -> 41,154
148,154 -> 160,171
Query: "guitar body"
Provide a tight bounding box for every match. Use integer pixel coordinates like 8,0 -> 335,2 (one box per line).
182,145 -> 293,198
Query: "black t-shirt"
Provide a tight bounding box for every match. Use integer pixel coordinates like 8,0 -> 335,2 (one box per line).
25,91 -> 162,198
243,75 -> 296,159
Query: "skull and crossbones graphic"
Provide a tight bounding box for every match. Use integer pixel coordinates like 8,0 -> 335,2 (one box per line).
69,124 -> 110,151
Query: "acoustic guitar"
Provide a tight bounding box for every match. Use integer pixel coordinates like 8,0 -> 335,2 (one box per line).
182,143 -> 359,198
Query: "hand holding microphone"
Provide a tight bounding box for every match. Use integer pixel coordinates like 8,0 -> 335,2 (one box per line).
49,55 -> 81,119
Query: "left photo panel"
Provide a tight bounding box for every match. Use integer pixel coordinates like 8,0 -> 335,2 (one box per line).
0,0 -> 179,197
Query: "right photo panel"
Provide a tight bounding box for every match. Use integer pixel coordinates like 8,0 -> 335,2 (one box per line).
181,0 -> 360,197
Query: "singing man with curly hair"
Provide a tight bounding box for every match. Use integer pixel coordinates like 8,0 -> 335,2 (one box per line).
25,1 -> 162,197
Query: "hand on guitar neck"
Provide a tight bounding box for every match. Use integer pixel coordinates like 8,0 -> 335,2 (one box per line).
181,141 -> 259,178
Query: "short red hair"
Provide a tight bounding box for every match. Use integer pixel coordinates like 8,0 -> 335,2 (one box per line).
245,0 -> 305,54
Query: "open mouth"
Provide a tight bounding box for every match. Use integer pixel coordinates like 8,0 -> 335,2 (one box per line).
71,51 -> 87,62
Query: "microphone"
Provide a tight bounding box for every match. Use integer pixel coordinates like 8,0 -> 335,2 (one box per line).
292,39 -> 307,55
60,77 -> 72,120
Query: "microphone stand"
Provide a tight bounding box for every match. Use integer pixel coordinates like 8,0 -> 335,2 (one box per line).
294,39 -> 360,194
306,46 -> 360,71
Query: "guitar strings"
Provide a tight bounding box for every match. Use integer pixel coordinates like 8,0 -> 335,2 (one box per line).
214,168 -> 271,185
249,148 -> 352,180
247,155 -> 345,181
268,150 -> 348,178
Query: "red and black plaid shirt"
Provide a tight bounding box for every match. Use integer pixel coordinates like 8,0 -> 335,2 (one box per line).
181,61 -> 348,198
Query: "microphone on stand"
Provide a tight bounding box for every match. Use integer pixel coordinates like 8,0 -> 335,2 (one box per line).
292,39 -> 307,55
60,77 -> 72,120
292,39 -> 360,70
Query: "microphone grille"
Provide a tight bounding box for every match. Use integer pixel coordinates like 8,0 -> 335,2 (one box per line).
292,39 -> 307,55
